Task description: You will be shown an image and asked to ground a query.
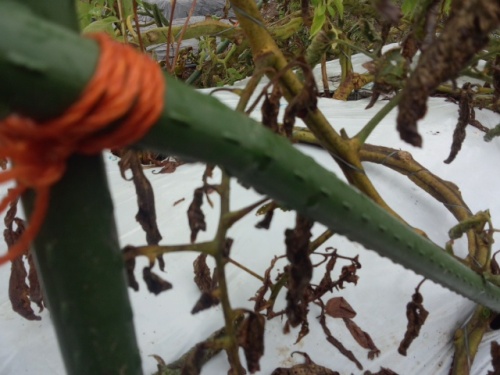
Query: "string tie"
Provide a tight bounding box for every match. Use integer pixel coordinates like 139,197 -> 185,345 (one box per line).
0,33 -> 165,264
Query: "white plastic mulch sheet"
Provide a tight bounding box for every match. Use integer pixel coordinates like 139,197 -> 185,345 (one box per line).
1,53 -> 500,374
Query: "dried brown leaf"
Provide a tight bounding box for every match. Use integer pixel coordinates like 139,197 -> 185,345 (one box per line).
342,318 -> 380,359
238,312 -> 265,373
193,254 -> 212,292
123,246 -> 139,291
364,368 -> 399,375
191,291 -> 220,314
397,0 -> 500,146
398,285 -> 429,356
255,209 -> 274,230
188,187 -> 207,243
319,308 -> 363,370
27,252 -> 44,312
373,0 -> 402,26
261,85 -> 282,133
143,267 -> 172,295
285,215 -> 314,327
488,341 -> 500,375
271,351 -> 340,374
325,297 -> 357,319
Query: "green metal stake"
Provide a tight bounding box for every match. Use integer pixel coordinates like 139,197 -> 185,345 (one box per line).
4,1 -> 143,374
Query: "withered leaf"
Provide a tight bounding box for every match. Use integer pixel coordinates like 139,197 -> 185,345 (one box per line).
142,267 -> 172,295
119,150 -> 163,246
396,0 -> 500,146
325,297 -> 356,319
261,84 -> 282,133
285,215 -> 314,328
188,187 -> 207,243
372,0 -> 402,26
271,351 -> 340,375
319,309 -> 363,370
398,285 -> 429,356
283,58 -> 318,138
238,312 -> 265,373
151,158 -> 185,174
342,318 -> 380,359
364,368 -> 399,375
191,291 -> 220,314
488,341 -> 500,375
122,246 -> 139,291
27,252 -> 44,312
4,196 -> 42,320
193,254 -> 212,292
444,83 -> 473,164
255,209 -> 274,230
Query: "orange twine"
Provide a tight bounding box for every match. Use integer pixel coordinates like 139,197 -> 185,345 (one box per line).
0,33 -> 165,264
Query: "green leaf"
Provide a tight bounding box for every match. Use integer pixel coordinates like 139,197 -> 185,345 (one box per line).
326,4 -> 336,17
82,16 -> 118,35
310,12 -> 326,37
330,0 -> 344,19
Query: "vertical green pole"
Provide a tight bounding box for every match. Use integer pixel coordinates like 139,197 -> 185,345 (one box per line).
15,1 -> 143,374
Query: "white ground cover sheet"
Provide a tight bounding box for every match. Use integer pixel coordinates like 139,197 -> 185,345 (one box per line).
1,51 -> 500,374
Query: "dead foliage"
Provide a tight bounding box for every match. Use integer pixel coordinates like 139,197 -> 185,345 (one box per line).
444,83 -> 487,164
4,193 -> 44,320
398,281 -> 429,356
261,84 -> 282,134
188,187 -> 208,243
284,214 -> 314,328
364,368 -> 399,375
237,310 -> 266,373
271,351 -> 340,375
488,341 -> 500,375
142,266 -> 172,295
191,254 -> 220,313
397,0 -> 500,146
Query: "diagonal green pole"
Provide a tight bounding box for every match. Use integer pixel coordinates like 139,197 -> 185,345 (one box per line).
2,0 -> 500,355
3,1 -> 143,374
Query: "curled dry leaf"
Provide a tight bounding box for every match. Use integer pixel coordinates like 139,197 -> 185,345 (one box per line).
191,291 -> 220,314
325,297 -> 357,319
122,246 -> 139,291
398,283 -> 429,356
142,267 -> 172,295
283,58 -> 318,138
319,307 -> 363,370
444,83 -> 479,164
396,0 -> 500,146
238,312 -> 265,373
342,318 -> 380,359
364,368 -> 399,375
193,254 -> 212,292
285,215 -> 314,328
271,351 -> 340,375
4,194 -> 43,320
488,341 -> 500,375
261,84 -> 282,134
188,187 -> 207,243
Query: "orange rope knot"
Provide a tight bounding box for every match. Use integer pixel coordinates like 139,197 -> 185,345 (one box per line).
0,33 -> 165,264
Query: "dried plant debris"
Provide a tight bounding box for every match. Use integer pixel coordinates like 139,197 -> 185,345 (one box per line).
284,214 -> 314,328
271,351 -> 340,375
397,0 -> 500,146
325,297 -> 357,319
283,58 -> 318,138
255,201 -> 278,230
364,368 -> 399,375
444,83 -> 487,163
363,49 -> 408,109
119,149 -> 163,247
261,84 -> 282,134
188,187 -> 208,243
142,266 -> 172,295
123,246 -> 140,291
191,254 -> 220,313
398,281 -> 429,356
319,306 -> 363,370
151,158 -> 185,174
488,341 -> 500,375
238,311 -> 266,373
4,193 -> 44,320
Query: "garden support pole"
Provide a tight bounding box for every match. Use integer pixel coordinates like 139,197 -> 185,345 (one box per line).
3,1 -> 143,374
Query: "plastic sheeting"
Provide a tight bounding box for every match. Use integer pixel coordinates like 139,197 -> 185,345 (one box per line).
1,52 -> 500,374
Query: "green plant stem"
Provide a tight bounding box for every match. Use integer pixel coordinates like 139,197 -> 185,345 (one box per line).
7,1 -> 142,374
3,2 -> 500,312
355,91 -> 402,144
